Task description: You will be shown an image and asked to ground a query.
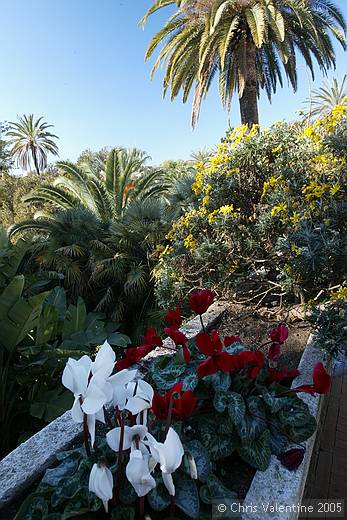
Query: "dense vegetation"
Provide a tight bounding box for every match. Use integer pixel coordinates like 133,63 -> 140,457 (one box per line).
0,101 -> 346,461
155,104 -> 347,309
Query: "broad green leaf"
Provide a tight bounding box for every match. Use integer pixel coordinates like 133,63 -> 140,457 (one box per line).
42,458 -> 78,486
147,481 -> 171,511
238,429 -> 272,470
150,363 -> 187,391
204,371 -> 231,391
175,473 -> 200,519
62,298 -> 87,339
200,415 -> 237,460
108,331 -> 131,347
288,414 -> 317,443
228,392 -> 246,424
184,440 -> 211,482
36,304 -> 59,345
0,275 -> 25,319
278,399 -> 312,427
44,287 -> 67,320
213,390 -> 229,413
30,389 -> 73,422
199,474 -> 237,505
182,370 -> 199,391
262,391 -> 294,414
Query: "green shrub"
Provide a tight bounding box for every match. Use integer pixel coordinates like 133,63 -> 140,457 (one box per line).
310,289 -> 347,357
0,238 -> 130,457
155,106 -> 347,308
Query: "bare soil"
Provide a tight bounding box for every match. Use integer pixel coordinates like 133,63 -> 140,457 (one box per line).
218,303 -> 310,370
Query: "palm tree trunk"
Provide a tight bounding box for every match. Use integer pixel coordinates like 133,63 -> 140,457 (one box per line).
239,43 -> 259,127
31,145 -> 40,175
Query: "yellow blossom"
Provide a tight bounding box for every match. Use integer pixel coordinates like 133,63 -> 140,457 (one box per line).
184,234 -> 197,252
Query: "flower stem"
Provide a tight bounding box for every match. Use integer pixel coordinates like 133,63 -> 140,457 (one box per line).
199,314 -> 206,334
170,495 -> 176,517
114,412 -> 125,502
164,392 -> 175,438
80,398 -> 91,456
139,496 -> 145,518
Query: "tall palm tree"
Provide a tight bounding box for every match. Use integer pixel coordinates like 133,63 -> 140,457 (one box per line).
303,75 -> 347,119
141,0 -> 346,127
7,114 -> 59,174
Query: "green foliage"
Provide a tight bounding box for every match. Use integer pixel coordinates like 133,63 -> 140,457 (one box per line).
147,341 -> 316,475
15,299 -> 318,519
0,171 -> 53,227
310,297 -> 347,357
7,148 -> 192,339
0,254 -> 129,457
302,75 -> 347,119
156,107 -> 347,308
0,121 -> 12,174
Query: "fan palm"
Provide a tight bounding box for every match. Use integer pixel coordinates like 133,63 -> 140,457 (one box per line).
141,0 -> 346,127
303,75 -> 347,119
9,149 -> 177,339
21,148 -> 169,220
7,114 -> 59,174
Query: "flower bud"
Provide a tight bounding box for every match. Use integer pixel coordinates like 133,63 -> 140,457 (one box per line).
186,452 -> 198,479
88,461 -> 113,512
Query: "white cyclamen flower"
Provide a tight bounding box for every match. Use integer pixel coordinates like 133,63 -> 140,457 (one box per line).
146,427 -> 184,496
123,380 -> 154,415
62,352 -> 113,446
108,368 -> 138,409
89,462 -> 113,512
106,424 -> 148,452
125,449 -> 156,497
91,341 -> 116,379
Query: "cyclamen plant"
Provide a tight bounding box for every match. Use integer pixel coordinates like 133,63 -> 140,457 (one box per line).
20,289 -> 331,519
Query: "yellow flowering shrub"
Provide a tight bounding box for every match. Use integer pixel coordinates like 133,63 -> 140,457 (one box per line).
156,104 -> 347,308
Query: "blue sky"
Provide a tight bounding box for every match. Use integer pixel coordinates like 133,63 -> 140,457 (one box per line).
1,0 -> 346,165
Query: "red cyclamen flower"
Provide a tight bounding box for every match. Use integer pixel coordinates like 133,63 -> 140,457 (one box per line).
224,336 -> 241,346
196,330 -> 233,378
268,342 -> 281,362
269,323 -> 289,344
115,344 -> 153,371
141,327 -> 163,348
291,362 -> 331,396
229,350 -> 265,379
278,448 -> 305,471
189,289 -> 214,315
152,382 -> 196,421
164,326 -> 191,363
268,367 -> 300,384
164,307 -> 183,329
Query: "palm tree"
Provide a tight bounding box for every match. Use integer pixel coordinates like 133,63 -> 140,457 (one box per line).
303,75 -> 347,119
190,147 -> 212,166
141,0 -> 346,127
7,114 -> 59,174
8,148 -> 176,338
20,148 -> 169,220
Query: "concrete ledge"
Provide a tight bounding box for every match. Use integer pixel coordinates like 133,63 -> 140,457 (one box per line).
145,300 -> 229,358
0,411 -> 82,509
0,301 -> 228,509
242,335 -> 332,520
